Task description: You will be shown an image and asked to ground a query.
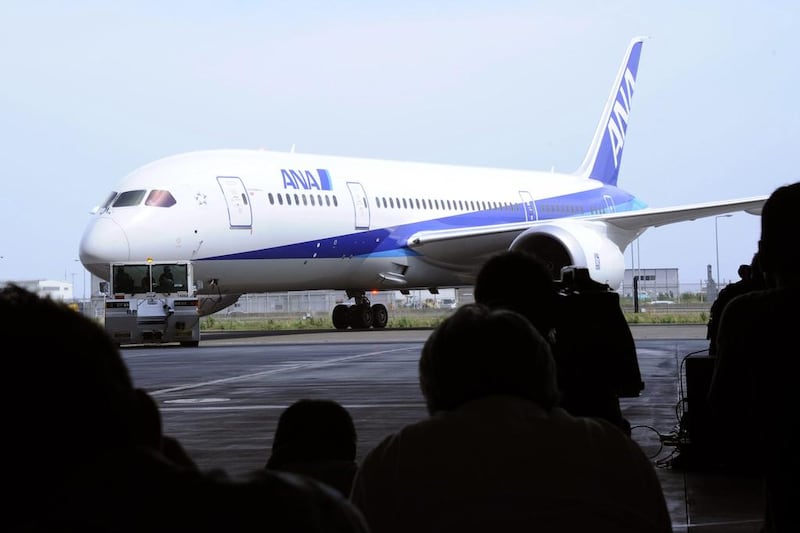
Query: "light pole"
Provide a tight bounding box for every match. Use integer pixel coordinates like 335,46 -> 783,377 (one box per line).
75,259 -> 87,299
715,214 -> 733,290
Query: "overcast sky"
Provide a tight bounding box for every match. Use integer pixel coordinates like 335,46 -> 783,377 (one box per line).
1,1 -> 797,297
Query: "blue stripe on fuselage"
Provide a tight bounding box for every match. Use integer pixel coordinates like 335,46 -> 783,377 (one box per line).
197,186 -> 644,262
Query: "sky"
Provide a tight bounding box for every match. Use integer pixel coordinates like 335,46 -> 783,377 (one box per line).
1,1 -> 798,298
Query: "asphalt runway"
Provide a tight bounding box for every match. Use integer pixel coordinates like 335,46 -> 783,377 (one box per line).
122,324 -> 708,480
121,324 -> 764,531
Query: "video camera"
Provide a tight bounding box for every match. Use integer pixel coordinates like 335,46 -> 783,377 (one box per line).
551,266 -> 644,398
552,265 -> 612,295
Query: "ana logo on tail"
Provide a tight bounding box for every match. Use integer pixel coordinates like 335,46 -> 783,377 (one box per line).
607,68 -> 636,169
581,37 -> 645,186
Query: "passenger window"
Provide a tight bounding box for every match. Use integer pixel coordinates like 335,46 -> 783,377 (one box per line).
145,190 -> 177,208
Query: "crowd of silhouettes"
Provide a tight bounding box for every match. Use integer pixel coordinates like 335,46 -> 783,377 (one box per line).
349,303 -> 672,532
473,250 -> 642,435
1,284 -> 369,532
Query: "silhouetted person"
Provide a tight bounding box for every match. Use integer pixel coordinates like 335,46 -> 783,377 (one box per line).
708,182 -> 800,533
706,252 -> 765,355
473,249 -> 560,343
264,398 -> 358,497
114,265 -> 135,293
350,303 -> 671,533
133,387 -> 198,470
158,265 -> 175,291
473,250 -> 641,435
1,284 -> 369,532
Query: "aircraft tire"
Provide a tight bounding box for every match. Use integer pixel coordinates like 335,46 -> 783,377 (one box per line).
350,304 -> 373,329
332,304 -> 350,329
371,303 -> 388,329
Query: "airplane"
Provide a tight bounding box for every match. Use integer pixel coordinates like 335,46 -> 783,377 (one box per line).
79,36 -> 767,329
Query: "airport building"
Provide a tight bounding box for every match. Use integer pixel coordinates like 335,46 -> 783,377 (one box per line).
0,279 -> 73,300
621,268 -> 680,302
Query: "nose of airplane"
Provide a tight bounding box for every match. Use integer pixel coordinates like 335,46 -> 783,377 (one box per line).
79,217 -> 130,277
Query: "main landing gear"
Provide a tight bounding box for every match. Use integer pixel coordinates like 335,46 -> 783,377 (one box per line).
331,290 -> 389,330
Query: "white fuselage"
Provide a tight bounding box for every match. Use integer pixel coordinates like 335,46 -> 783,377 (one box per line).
79,149 -> 636,296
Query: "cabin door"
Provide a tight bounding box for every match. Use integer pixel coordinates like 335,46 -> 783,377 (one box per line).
519,191 -> 539,221
347,182 -> 371,230
603,194 -> 617,213
217,176 -> 253,229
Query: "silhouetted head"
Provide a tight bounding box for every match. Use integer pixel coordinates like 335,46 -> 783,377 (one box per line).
419,303 -> 559,415
737,263 -> 751,280
1,285 -> 139,476
758,182 -> 800,283
267,399 -> 357,468
473,250 -> 559,340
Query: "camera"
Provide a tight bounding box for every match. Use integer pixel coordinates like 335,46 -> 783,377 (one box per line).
551,266 -> 644,398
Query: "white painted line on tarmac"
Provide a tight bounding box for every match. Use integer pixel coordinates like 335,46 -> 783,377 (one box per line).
160,402 -> 427,412
151,346 -> 415,396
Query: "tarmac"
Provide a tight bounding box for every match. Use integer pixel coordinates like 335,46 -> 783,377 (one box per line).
121,323 -> 763,532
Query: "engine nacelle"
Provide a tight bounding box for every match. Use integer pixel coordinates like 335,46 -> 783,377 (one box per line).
508,220 -> 626,289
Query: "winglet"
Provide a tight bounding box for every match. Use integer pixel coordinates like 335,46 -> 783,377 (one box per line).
574,36 -> 647,186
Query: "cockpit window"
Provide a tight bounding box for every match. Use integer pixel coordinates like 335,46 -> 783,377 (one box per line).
101,191 -> 117,209
112,190 -> 147,207
91,191 -> 118,214
145,189 -> 177,207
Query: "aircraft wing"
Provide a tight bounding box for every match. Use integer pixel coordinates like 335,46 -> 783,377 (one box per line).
594,195 -> 767,231
405,195 -> 768,264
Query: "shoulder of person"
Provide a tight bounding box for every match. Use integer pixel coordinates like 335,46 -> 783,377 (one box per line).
230,469 -> 370,532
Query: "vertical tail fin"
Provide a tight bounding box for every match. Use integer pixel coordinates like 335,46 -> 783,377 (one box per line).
574,36 -> 646,186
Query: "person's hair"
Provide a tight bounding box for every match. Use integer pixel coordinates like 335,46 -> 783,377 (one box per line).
1,285 -> 138,470
419,303 -> 559,414
758,182 -> 800,276
473,250 -> 559,338
267,399 -> 357,468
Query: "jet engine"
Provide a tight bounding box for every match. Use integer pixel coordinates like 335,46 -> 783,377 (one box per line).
508,219 -> 626,289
